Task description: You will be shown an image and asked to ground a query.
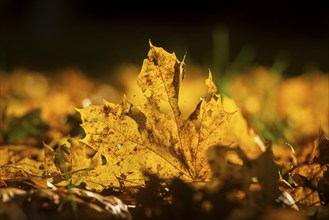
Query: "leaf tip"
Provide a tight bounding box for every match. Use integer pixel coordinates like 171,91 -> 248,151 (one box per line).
148,39 -> 154,48
207,69 -> 213,80
74,107 -> 82,113
206,70 -> 218,95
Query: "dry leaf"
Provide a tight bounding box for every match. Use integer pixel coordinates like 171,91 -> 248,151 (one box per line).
288,137 -> 329,206
221,95 -> 264,159
77,42 -> 233,189
43,143 -> 62,183
0,157 -> 43,181
311,137 -> 329,166
121,64 -> 210,118
0,147 -> 10,166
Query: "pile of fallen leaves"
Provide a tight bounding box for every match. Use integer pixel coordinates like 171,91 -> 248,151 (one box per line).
0,42 -> 328,220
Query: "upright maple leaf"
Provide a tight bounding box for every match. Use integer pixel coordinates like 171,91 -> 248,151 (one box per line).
77,42 -> 232,190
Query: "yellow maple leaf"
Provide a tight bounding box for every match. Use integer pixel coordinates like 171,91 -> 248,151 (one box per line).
77,42 -> 233,190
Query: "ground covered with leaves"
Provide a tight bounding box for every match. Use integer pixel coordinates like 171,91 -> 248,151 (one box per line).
0,43 -> 328,220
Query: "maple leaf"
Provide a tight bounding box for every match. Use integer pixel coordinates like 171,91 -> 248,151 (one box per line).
77,42 -> 233,190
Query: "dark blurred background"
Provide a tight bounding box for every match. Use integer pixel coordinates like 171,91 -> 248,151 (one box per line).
1,0 -> 328,77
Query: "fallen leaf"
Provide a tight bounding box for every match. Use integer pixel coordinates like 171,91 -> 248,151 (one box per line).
311,137 -> 329,166
221,95 -> 264,159
77,42 -> 233,189
13,158 -> 43,177
292,164 -> 326,189
0,147 -> 9,166
43,143 -> 63,183
287,136 -> 329,207
0,157 -> 43,181
289,186 -> 320,207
